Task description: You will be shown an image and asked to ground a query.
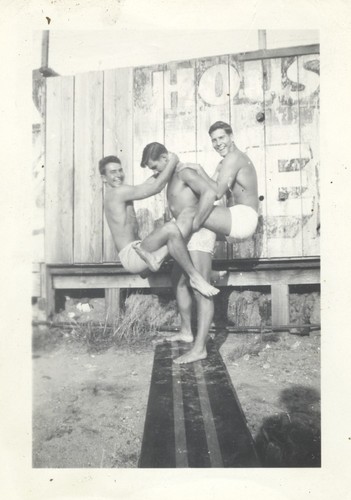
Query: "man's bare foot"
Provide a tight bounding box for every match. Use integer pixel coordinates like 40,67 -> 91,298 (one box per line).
133,243 -> 162,272
189,275 -> 219,297
173,347 -> 207,364
166,331 -> 194,343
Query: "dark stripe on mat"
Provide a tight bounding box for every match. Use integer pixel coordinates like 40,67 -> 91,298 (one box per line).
202,339 -> 261,467
177,343 -> 211,468
139,341 -> 175,467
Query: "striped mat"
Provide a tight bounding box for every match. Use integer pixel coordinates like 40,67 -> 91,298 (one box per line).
139,339 -> 260,468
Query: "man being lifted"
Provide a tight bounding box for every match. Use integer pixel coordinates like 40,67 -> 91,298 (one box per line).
100,152 -> 219,297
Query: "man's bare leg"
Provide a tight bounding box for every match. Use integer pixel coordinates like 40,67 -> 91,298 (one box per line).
174,250 -> 214,364
134,243 -> 168,273
166,263 -> 194,343
134,220 -> 219,297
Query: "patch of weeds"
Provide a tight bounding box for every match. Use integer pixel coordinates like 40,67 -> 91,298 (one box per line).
38,293 -> 172,352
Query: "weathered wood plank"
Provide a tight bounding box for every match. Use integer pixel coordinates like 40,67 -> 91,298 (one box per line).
47,256 -> 320,274
74,72 -> 104,263
265,143 -> 304,257
139,342 -> 176,468
203,340 -> 260,466
53,267 -> 320,290
164,60 -> 197,163
196,55 -> 230,170
32,269 -> 41,297
45,76 -> 74,263
139,340 -> 260,467
196,55 -> 231,259
230,57 -> 267,259
298,54 -> 320,257
237,45 -> 319,62
44,266 -> 56,319
264,56 -> 300,146
264,57 -> 303,258
105,288 -> 120,323
271,283 -> 290,326
103,68 -> 134,262
133,64 -> 165,239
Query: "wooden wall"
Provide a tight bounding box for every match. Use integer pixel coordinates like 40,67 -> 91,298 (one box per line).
45,47 -> 320,264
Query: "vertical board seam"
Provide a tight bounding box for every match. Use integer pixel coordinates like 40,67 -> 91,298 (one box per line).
101,70 -> 105,262
297,55 -> 304,257
194,59 -> 198,164
44,78 -> 48,262
131,67 -> 134,186
72,76 -> 76,263
262,59 -> 268,259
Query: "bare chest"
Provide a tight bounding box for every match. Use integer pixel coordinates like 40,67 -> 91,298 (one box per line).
166,176 -> 198,216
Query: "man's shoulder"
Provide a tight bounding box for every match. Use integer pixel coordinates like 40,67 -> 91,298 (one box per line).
226,150 -> 252,167
222,150 -> 242,168
105,185 -> 129,202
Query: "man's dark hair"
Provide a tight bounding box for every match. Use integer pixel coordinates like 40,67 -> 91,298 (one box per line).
140,142 -> 168,168
208,121 -> 233,136
98,155 -> 121,175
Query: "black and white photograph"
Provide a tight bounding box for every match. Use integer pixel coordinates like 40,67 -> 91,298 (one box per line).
1,0 -> 351,498
32,29 -> 321,469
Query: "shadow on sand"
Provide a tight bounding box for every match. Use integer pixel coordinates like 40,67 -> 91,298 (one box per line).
255,384 -> 321,467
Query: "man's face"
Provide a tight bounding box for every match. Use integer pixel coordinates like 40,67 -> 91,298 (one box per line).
146,153 -> 169,174
210,128 -> 233,157
103,162 -> 125,187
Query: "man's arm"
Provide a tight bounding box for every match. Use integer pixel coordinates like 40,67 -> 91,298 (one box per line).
178,154 -> 241,199
176,163 -> 224,197
178,168 -> 217,231
212,153 -> 241,198
119,153 -> 179,201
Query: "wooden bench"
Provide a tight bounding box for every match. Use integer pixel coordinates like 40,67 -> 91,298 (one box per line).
139,338 -> 261,467
43,257 -> 320,329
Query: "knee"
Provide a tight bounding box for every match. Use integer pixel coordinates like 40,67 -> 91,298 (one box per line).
165,221 -> 181,239
175,274 -> 188,291
194,290 -> 214,304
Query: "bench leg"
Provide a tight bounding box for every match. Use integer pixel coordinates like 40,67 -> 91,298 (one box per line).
43,265 -> 55,320
105,288 -> 121,325
271,283 -> 289,329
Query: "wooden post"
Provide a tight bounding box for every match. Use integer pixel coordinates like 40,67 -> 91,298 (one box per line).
271,283 -> 289,328
43,265 -> 55,319
105,288 -> 121,325
41,30 -> 49,70
258,30 -> 267,50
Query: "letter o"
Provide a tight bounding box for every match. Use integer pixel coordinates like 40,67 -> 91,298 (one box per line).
198,64 -> 241,106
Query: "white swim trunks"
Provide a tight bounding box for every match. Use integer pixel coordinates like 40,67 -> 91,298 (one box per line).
226,205 -> 258,243
118,241 -> 148,273
187,227 -> 216,256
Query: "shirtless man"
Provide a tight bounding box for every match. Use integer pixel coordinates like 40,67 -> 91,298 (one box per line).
100,153 -> 219,298
137,122 -> 259,363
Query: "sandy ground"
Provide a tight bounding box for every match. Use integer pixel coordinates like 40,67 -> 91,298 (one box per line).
32,328 -> 320,468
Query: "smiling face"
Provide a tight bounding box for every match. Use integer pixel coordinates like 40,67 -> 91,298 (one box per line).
146,153 -> 169,174
103,162 -> 125,187
210,128 -> 234,157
